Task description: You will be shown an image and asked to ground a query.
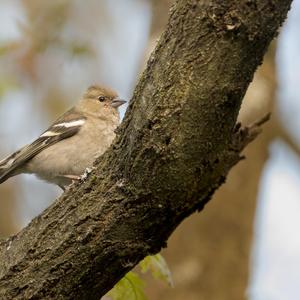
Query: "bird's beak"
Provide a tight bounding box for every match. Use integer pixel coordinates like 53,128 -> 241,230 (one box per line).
111,98 -> 126,108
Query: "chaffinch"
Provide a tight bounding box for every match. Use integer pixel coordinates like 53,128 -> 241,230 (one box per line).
0,85 -> 126,190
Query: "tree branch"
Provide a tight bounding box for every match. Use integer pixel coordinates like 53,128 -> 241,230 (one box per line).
0,0 -> 292,299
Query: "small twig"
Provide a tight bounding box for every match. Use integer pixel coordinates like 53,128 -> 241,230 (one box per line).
232,112 -> 271,152
248,112 -> 271,128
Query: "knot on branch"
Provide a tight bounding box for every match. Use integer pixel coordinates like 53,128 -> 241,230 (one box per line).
231,113 -> 270,153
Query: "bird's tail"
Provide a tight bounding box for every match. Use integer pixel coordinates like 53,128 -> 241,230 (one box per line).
0,150 -> 21,184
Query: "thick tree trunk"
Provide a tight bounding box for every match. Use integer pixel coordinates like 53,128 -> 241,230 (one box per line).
0,0 -> 292,299
148,48 -> 277,300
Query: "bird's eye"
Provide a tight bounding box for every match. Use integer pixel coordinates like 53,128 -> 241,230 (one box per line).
98,96 -> 106,102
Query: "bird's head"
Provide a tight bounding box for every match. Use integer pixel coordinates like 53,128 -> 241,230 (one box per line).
78,84 -> 126,119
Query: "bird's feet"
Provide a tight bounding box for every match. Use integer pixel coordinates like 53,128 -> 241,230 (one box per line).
58,174 -> 81,191
80,167 -> 95,181
59,168 -> 95,191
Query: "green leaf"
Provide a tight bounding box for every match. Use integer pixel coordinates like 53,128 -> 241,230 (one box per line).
106,271 -> 148,300
139,254 -> 173,287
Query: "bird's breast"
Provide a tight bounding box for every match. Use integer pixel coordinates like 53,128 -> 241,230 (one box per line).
25,118 -> 118,181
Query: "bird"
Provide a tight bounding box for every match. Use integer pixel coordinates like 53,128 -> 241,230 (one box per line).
0,85 -> 126,190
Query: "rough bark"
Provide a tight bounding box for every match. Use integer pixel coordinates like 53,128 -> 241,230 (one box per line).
0,0 -> 292,299
148,47 -> 277,300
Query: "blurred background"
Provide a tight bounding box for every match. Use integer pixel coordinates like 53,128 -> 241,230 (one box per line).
0,1 -> 299,299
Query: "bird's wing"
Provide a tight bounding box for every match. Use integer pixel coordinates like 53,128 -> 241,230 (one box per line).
0,108 -> 86,183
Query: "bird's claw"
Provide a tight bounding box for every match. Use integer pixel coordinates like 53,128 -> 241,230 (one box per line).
80,167 -> 95,181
